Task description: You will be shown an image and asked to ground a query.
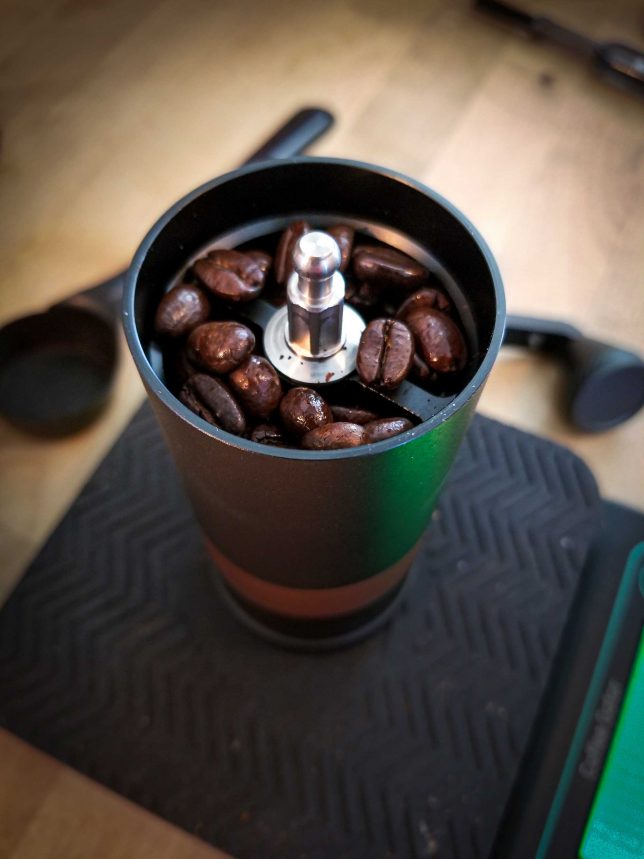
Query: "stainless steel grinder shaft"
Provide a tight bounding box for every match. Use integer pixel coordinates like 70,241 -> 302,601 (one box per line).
264,230 -> 365,385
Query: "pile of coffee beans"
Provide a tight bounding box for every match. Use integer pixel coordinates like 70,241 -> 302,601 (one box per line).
153,222 -> 469,450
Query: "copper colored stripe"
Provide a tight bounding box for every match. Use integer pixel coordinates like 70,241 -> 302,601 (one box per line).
206,540 -> 419,620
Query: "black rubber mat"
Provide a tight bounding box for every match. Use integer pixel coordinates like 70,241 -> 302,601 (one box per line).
0,406 -> 600,859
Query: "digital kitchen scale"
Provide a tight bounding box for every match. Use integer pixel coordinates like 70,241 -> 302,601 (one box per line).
493,503 -> 644,859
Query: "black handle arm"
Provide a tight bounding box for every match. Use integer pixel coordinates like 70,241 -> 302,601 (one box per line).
77,107 -> 335,316
503,315 -> 582,353
242,107 -> 333,164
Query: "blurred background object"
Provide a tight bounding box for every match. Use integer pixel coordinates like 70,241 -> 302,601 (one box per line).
504,315 -> 644,431
477,0 -> 644,97
0,1 -> 642,855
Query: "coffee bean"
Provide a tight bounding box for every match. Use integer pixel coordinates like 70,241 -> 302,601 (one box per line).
179,381 -> 213,425
250,423 -> 287,446
280,387 -> 333,436
364,417 -> 414,443
352,246 -> 428,289
194,249 -> 265,303
207,249 -> 266,288
154,283 -> 210,337
301,422 -> 366,450
187,321 -> 255,374
245,250 -> 272,274
180,374 -> 246,435
327,224 -> 354,272
356,318 -> 414,390
194,260 -> 258,303
274,220 -> 309,286
228,355 -> 283,419
347,281 -> 382,313
396,287 -> 451,321
406,309 -> 468,373
330,404 -> 379,425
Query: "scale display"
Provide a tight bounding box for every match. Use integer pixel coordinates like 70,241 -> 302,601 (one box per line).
535,540 -> 644,859
579,630 -> 644,859
493,529 -> 644,859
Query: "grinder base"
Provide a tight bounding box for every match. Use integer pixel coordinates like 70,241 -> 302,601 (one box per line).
210,566 -> 415,652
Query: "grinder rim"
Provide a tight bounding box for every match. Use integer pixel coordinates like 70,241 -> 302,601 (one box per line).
123,156 -> 505,460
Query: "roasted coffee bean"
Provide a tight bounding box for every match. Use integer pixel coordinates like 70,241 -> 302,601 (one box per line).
154,283 -> 210,337
194,249 -> 265,303
187,321 -> 255,374
179,381 -> 214,425
250,423 -> 287,446
274,220 -> 309,286
280,387 -> 333,436
327,224 -> 354,272
330,404 -> 379,425
194,260 -> 259,303
347,281 -> 382,313
179,374 -> 246,435
396,287 -> 451,321
301,422 -> 366,450
245,250 -> 272,274
206,249 -> 266,288
228,355 -> 283,419
364,417 -> 414,444
356,318 -> 414,390
352,245 -> 428,289
406,308 -> 468,373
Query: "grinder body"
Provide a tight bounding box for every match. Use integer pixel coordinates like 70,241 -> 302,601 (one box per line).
124,158 -> 505,644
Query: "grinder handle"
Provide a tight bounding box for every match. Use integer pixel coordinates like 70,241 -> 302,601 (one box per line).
80,107 -> 336,317
242,108 -> 334,164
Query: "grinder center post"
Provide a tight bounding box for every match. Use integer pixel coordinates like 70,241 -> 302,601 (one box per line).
264,230 -> 365,385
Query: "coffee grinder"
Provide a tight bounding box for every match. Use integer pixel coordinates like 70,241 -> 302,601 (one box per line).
123,157 -> 505,647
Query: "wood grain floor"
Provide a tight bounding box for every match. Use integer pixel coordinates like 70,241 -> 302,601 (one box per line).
1,1 -> 643,856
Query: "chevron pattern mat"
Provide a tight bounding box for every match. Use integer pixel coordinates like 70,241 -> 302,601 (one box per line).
0,406 -> 600,859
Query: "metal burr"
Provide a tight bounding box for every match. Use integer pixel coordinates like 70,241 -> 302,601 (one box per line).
264,230 -> 365,385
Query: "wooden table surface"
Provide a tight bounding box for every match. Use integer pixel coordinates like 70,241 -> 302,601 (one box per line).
1,1 -> 642,856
